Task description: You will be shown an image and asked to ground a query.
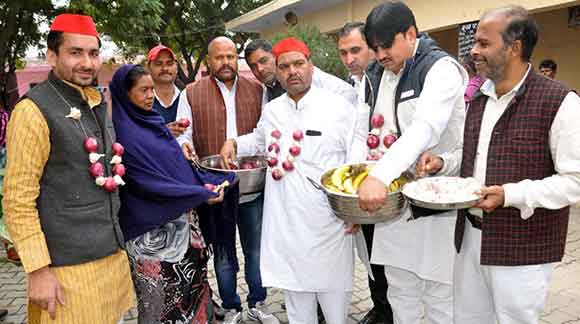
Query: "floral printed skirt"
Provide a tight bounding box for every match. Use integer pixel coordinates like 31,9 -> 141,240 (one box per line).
127,210 -> 215,324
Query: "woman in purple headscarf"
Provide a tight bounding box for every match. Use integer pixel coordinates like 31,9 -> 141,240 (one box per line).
110,64 -> 234,324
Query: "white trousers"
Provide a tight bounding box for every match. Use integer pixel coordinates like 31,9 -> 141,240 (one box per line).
385,265 -> 453,324
454,222 -> 555,324
283,290 -> 352,324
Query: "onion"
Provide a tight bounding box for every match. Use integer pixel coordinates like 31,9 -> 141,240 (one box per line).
177,118 -> 190,128
240,162 -> 255,170
88,162 -> 105,178
371,114 -> 385,129
103,177 -> 117,192
282,160 -> 294,171
204,183 -> 217,191
112,163 -> 126,177
267,143 -> 280,153
110,155 -> 122,165
112,143 -> 125,156
84,137 -> 98,153
289,146 -> 301,157
367,134 -> 380,149
267,157 -> 278,167
383,134 -> 398,148
292,130 -> 304,141
271,129 -> 282,139
272,168 -> 284,180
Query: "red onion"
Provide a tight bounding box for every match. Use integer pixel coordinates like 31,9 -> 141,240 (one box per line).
88,162 -> 105,178
84,137 -> 98,153
267,157 -> 278,167
272,169 -> 283,181
271,129 -> 282,139
240,162 -> 255,170
204,183 -> 217,191
112,142 -> 124,156
282,160 -> 294,171
366,134 -> 380,149
370,114 -> 385,129
289,146 -> 301,156
178,118 -> 190,128
292,130 -> 304,141
268,143 -> 280,153
103,177 -> 117,192
383,134 -> 397,148
112,163 -> 126,177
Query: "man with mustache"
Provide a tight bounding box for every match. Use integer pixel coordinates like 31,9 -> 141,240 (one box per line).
244,39 -> 357,106
356,2 -> 467,323
147,44 -> 187,137
337,22 -> 393,324
175,36 -> 279,324
220,37 -> 367,324
2,14 -> 134,323
419,6 -> 580,323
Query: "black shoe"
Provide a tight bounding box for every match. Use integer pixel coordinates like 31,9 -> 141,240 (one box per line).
0,308 -> 8,320
358,307 -> 388,324
317,303 -> 326,324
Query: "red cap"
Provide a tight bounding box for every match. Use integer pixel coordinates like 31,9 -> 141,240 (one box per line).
272,37 -> 311,60
50,14 -> 99,37
148,45 -> 177,61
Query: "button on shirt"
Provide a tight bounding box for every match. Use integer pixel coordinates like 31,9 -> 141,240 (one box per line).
471,65 -> 580,219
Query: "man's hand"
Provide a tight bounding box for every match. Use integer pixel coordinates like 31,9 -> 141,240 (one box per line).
181,142 -> 198,161
219,139 -> 237,170
166,121 -> 187,138
416,151 -> 444,177
206,188 -> 225,205
475,185 -> 505,213
358,175 -> 388,213
28,267 -> 65,320
344,222 -> 361,234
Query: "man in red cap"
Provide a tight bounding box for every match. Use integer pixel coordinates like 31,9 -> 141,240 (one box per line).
3,13 -> 134,324
220,37 -> 368,324
147,44 -> 188,137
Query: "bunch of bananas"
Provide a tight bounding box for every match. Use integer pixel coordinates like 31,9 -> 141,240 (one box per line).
323,164 -> 408,195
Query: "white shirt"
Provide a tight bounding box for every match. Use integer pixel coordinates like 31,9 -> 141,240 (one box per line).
312,67 -> 358,107
175,77 -> 239,148
471,65 -> 580,219
236,86 -> 367,291
351,74 -> 367,104
154,84 -> 180,108
370,44 -> 468,284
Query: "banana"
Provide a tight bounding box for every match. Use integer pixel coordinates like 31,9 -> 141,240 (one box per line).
352,171 -> 368,190
330,165 -> 350,191
343,177 -> 356,194
388,180 -> 399,193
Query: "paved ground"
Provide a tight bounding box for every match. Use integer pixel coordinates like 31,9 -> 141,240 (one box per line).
1,209 -> 579,323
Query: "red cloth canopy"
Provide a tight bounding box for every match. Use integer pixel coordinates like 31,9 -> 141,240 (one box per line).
272,37 -> 311,59
50,14 -> 99,37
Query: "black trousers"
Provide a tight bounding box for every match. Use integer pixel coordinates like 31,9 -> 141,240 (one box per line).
362,224 -> 394,319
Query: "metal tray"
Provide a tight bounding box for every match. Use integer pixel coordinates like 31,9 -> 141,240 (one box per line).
404,196 -> 480,210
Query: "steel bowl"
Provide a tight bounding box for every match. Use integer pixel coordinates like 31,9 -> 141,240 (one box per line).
310,162 -> 408,224
199,155 -> 267,195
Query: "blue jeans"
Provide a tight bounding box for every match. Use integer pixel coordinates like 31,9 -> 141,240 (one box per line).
214,193 -> 266,310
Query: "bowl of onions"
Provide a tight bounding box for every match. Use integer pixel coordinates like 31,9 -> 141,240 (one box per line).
199,155 -> 267,195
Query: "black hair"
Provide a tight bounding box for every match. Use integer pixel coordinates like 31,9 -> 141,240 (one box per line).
364,1 -> 417,50
338,22 -> 366,41
244,39 -> 273,64
539,58 -> 557,71
47,30 -> 102,54
483,6 -> 538,62
125,65 -> 150,91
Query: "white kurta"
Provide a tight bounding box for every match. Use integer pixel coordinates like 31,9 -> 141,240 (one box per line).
236,86 -> 367,292
369,48 -> 468,284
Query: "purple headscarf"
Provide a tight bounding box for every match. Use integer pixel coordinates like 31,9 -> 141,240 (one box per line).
110,64 -> 235,241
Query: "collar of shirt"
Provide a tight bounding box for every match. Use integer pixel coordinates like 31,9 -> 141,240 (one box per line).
215,77 -> 238,95
153,84 -> 180,108
480,63 -> 532,102
62,80 -> 102,109
283,85 -> 317,111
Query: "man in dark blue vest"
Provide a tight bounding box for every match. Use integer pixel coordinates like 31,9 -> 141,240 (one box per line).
357,2 -> 467,323
147,45 -> 187,137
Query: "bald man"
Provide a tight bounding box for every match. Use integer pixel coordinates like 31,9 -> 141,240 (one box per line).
175,36 -> 279,324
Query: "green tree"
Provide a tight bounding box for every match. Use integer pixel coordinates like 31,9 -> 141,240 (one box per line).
0,0 -> 53,111
70,0 -> 271,84
272,25 -> 348,79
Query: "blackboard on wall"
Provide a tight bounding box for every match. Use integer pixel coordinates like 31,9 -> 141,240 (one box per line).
458,20 -> 479,58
